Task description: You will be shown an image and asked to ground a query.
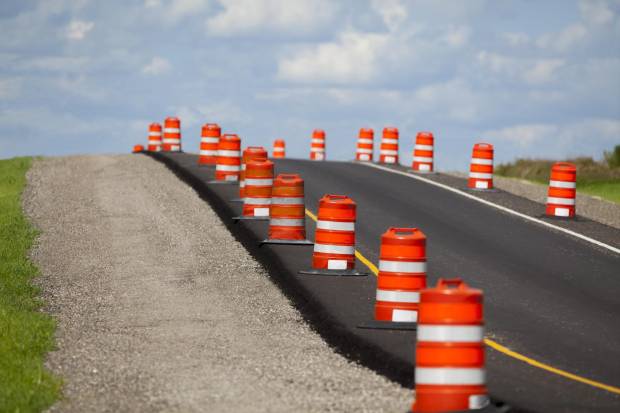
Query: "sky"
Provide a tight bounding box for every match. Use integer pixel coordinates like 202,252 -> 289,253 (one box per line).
0,0 -> 619,170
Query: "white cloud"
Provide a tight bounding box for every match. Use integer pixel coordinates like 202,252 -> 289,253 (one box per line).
206,0 -> 336,36
0,78 -> 22,100
65,20 -> 95,40
277,30 -> 388,84
370,0 -> 408,29
579,0 -> 615,25
523,59 -> 565,84
442,26 -> 471,47
170,0 -> 210,20
536,23 -> 587,52
171,102 -> 246,127
413,79 -> 480,122
477,52 -> 565,85
503,32 -> 530,47
141,57 -> 171,75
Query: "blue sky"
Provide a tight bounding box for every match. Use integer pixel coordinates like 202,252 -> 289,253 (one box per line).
1,0 -> 619,170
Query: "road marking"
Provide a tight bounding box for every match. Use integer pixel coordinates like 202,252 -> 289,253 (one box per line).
304,207 -> 620,395
359,162 -> 620,255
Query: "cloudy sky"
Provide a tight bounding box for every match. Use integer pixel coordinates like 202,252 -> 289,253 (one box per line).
1,0 -> 619,170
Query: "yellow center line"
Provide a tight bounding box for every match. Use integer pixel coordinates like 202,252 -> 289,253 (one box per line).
304,208 -> 620,395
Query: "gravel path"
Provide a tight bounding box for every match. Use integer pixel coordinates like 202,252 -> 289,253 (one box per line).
23,155 -> 409,413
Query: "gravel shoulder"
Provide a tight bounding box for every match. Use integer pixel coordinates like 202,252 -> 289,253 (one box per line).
23,154 -> 409,413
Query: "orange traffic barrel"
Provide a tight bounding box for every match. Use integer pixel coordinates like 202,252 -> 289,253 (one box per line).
198,123 -> 221,165
546,162 -> 576,218
356,128 -> 374,161
234,158 -> 273,221
273,139 -> 286,158
211,134 -> 241,184
380,127 -> 399,164
262,174 -> 313,245
162,117 -> 181,152
147,123 -> 162,152
411,278 -> 488,412
233,146 -> 268,202
468,143 -> 494,190
132,144 -> 144,153
310,129 -> 326,161
412,132 -> 434,173
299,195 -> 367,276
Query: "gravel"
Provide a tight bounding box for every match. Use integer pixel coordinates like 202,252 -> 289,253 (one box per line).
23,155 -> 410,413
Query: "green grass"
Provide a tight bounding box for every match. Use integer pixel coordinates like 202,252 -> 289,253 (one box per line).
576,181 -> 620,204
0,157 -> 61,412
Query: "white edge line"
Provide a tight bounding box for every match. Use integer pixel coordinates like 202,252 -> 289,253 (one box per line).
360,162 -> 620,255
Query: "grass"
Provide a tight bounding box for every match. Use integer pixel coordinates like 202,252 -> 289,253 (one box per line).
0,157 -> 61,412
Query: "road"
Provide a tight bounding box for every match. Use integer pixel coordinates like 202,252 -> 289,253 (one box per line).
151,152 -> 620,413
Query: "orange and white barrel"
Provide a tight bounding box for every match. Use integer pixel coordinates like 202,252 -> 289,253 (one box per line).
356,128 -> 374,161
242,158 -> 274,217
546,162 -> 576,218
312,195 -> 356,270
380,127 -> 399,164
132,144 -> 144,153
198,123 -> 221,165
147,123 -> 162,152
239,147 -> 268,200
412,132 -> 434,172
162,117 -> 181,152
273,139 -> 286,159
375,228 -> 426,323
215,134 -> 241,182
310,129 -> 326,161
267,174 -> 308,241
412,278 -> 488,412
468,143 -> 494,190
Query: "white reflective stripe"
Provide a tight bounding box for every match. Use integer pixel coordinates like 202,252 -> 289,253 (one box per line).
200,150 -> 217,156
313,243 -> 354,255
314,153 -> 325,160
216,164 -> 240,171
218,150 -> 241,157
469,395 -> 490,409
417,325 -> 484,342
471,157 -> 493,165
269,218 -> 304,227
552,207 -> 570,217
272,197 -> 304,205
413,156 -> 433,163
380,149 -> 398,155
253,207 -> 269,217
469,172 -> 493,179
201,137 -> 220,144
359,154 -> 371,161
239,181 -> 245,188
311,138 -> 324,144
163,128 -> 180,133
384,156 -> 396,163
358,138 -> 373,144
328,259 -> 347,270
310,147 -> 325,152
418,164 -> 431,171
245,178 -> 273,186
376,289 -> 420,303
547,196 -> 575,206
382,138 -> 398,144
549,180 -> 576,189
225,175 -> 238,181
357,148 -> 373,154
414,144 -> 433,151
317,220 -> 354,231
162,138 -> 178,144
273,147 -> 285,152
148,132 -> 162,136
241,164 -> 246,171
379,260 -> 426,273
244,197 -> 271,205
170,145 -> 180,151
415,368 -> 485,385
392,309 -> 418,322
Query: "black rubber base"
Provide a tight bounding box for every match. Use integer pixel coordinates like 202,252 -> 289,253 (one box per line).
298,268 -> 368,277
357,320 -> 417,330
465,187 -> 499,193
233,216 -> 269,222
261,239 -> 314,246
230,198 -> 244,203
208,180 -> 238,185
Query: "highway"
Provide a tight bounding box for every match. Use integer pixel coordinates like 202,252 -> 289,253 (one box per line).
150,152 -> 620,413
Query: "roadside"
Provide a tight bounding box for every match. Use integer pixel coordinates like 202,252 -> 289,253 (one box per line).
0,157 -> 60,412
23,154 -> 409,413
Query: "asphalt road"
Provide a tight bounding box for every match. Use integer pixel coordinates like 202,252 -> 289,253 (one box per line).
151,152 -> 620,413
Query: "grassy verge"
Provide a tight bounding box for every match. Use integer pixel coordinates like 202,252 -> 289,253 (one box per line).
0,157 -> 60,412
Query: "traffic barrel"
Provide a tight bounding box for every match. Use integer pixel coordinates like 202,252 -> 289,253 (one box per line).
380,127 -> 399,164
310,129 -> 326,161
411,278 -> 489,412
198,123 -> 221,165
233,146 -> 268,202
162,117 -> 181,152
546,162 -> 576,218
356,128 -> 374,161
412,132 -> 434,173
234,158 -> 273,221
468,143 -> 494,190
211,134 -> 241,184
147,123 -> 162,152
262,174 -> 313,245
132,144 -> 144,153
299,195 -> 367,276
273,139 -> 286,159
